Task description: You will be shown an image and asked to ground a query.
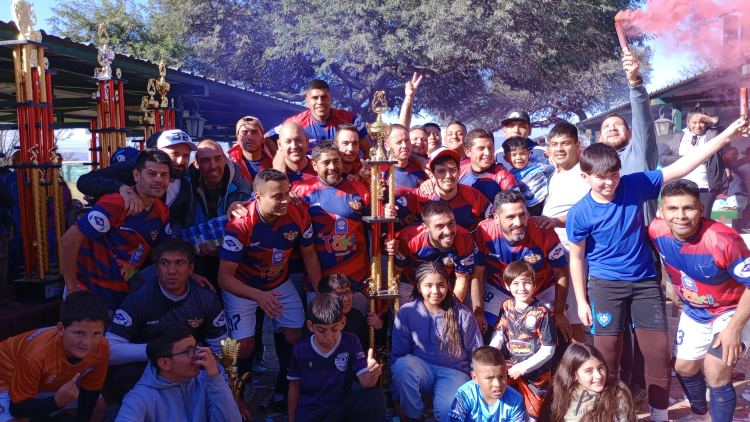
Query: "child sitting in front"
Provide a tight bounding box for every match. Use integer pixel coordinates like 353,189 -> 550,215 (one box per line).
502,136 -> 555,216
287,294 -> 385,422
490,261 -> 556,420
448,346 -> 526,422
539,343 -> 636,422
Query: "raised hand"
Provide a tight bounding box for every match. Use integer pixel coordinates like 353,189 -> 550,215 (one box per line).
621,50 -> 640,84
404,72 -> 423,98
367,348 -> 382,377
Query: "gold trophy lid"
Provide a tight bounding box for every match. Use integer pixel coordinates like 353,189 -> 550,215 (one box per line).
364,91 -> 396,165
95,24 -> 115,80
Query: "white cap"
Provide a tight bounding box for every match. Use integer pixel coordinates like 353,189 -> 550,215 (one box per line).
156,129 -> 198,152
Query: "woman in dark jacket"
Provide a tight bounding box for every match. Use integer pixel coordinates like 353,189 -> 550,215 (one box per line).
659,106 -> 728,218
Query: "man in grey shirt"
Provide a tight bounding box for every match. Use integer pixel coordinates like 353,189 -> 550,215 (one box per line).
596,50 -> 659,223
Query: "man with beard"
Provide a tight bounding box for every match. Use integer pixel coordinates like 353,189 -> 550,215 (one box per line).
493,110 -> 546,169
415,147 -> 493,232
472,190 -> 570,344
293,141 -> 397,314
228,116 -> 272,183
333,123 -> 363,178
597,50 -> 658,221
61,149 -> 172,311
266,80 -> 373,155
458,129 -> 518,202
76,129 -> 196,231
409,126 -> 429,157
384,125 -> 424,231
387,201 -> 477,304
424,123 -> 443,155
446,121 -> 470,164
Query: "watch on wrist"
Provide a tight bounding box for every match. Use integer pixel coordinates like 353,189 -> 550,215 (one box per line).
628,75 -> 643,88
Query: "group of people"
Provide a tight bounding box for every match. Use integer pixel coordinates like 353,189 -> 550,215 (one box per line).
0,47 -> 748,422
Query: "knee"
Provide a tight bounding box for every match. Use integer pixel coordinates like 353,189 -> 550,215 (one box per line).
673,359 -> 701,377
92,397 -> 106,421
392,356 -> 418,383
283,328 -> 302,345
238,336 -> 255,359
363,386 -> 387,408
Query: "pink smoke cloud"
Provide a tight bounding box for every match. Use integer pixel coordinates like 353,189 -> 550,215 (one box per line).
615,0 -> 749,67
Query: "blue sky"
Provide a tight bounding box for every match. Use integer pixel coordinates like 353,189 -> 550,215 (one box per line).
2,0 -> 692,149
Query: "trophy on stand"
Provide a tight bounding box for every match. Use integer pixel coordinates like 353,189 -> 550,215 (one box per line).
94,24 -> 114,80
362,91 -> 401,350
214,338 -> 250,405
741,87 -> 748,134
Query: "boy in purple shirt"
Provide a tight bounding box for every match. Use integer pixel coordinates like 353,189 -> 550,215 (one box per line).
287,294 -> 385,422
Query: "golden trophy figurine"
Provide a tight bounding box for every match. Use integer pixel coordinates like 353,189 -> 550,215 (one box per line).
146,79 -> 159,108
362,91 -> 401,349
156,59 -> 171,108
11,0 -> 42,42
95,24 -> 115,80
50,148 -> 64,272
214,338 -> 250,405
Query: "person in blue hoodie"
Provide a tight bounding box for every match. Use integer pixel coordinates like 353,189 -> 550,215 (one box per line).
116,323 -> 242,422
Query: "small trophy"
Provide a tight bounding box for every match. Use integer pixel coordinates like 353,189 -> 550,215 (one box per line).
11,0 -> 42,42
94,24 -> 115,80
156,59 -> 171,108
214,338 -> 250,405
362,91 -> 401,349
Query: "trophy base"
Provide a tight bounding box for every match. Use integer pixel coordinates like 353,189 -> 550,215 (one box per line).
364,291 -> 401,300
362,217 -> 399,224
12,273 -> 64,302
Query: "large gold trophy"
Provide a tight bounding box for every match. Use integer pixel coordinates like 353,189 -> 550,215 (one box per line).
214,338 -> 249,405
362,91 -> 401,349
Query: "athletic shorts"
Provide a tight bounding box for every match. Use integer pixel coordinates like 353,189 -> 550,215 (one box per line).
307,291 -> 369,317
673,310 -> 750,361
222,279 -> 304,340
588,275 -> 667,336
0,390 -> 96,422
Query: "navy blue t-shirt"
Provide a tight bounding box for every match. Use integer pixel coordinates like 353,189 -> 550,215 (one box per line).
566,170 -> 663,281
287,332 -> 368,422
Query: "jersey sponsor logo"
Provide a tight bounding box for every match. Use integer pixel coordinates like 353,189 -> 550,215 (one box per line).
335,217 -> 348,234
164,223 -> 172,235
485,205 -> 494,219
118,226 -> 134,232
249,242 -> 260,247
596,312 -> 611,327
524,315 -> 538,329
283,231 -> 299,241
354,118 -> 365,131
335,352 -> 349,371
303,225 -> 313,239
734,257 -> 750,278
548,244 -> 564,260
508,339 -> 533,355
113,309 -> 133,326
223,236 -> 242,252
680,271 -> 697,292
147,321 -> 159,325
677,287 -> 715,306
46,374 -> 57,383
348,199 -> 363,211
272,249 -> 285,266
460,254 -> 474,267
397,196 -> 407,207
442,256 -> 456,267
26,327 -> 51,341
151,230 -> 159,241
88,210 -> 110,233
523,253 -> 542,265
187,318 -> 204,328
213,311 -> 226,327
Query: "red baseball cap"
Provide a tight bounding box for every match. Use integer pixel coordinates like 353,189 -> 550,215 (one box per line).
428,146 -> 461,170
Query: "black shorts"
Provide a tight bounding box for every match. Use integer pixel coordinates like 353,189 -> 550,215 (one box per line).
588,275 -> 667,335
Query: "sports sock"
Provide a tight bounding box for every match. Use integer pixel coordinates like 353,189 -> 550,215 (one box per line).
675,370 -> 708,415
708,381 -> 736,422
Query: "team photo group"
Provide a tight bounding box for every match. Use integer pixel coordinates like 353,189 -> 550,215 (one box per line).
1,36 -> 750,422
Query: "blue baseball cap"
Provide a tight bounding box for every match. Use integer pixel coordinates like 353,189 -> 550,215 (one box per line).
110,147 -> 140,165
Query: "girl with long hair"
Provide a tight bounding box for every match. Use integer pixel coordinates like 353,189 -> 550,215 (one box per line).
538,343 -> 636,422
391,262 -> 483,422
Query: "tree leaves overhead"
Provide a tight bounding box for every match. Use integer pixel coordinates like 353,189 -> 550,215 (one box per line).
49,0 -> 650,130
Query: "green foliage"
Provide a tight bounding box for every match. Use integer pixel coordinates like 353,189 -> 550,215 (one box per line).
49,0 -> 652,129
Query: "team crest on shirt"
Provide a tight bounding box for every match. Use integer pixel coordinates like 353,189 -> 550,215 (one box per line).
284,231 -> 299,241
187,318 -> 203,328
348,199 -> 363,211
442,256 -> 456,267
524,315 -> 538,329
597,312 -> 612,327
508,340 -> 533,355
680,271 -> 697,292
151,230 -> 159,241
46,374 -> 57,383
548,244 -> 565,260
523,254 -> 542,265
335,352 -> 349,371
223,236 -> 242,252
397,196 -> 407,208
335,217 -> 348,234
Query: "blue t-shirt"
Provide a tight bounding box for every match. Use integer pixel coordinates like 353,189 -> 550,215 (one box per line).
287,332 -> 368,422
566,170 -> 663,281
448,380 -> 525,422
